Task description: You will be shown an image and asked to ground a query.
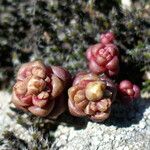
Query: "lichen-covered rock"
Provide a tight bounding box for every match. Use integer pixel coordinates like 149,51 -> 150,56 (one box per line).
51,94 -> 150,150
0,91 -> 150,150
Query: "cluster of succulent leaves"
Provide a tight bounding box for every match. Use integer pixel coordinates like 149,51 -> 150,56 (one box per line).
0,0 -> 150,90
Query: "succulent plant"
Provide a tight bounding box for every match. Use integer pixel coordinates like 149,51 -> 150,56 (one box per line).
68,72 -> 117,122
100,32 -> 115,44
118,80 -> 140,103
0,0 -> 149,149
0,0 -> 149,91
12,60 -> 71,118
86,42 -> 119,77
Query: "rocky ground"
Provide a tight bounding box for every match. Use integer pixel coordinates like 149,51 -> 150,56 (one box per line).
0,91 -> 150,150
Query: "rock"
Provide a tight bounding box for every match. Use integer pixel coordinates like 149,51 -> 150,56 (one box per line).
139,122 -> 146,129
51,94 -> 150,150
0,91 -> 150,150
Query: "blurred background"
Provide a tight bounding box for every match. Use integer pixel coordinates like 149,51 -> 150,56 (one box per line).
0,0 -> 150,92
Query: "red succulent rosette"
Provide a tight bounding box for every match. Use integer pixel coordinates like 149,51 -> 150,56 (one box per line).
118,80 -> 141,103
68,72 -> 117,122
86,43 -> 119,77
100,32 -> 115,44
12,60 -> 71,118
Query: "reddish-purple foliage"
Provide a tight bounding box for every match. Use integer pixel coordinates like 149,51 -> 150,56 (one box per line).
118,80 -> 140,103
12,61 -> 71,118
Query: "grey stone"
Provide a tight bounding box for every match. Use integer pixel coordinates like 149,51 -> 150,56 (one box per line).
0,91 -> 150,150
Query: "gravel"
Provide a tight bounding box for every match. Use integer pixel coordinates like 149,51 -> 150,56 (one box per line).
0,91 -> 33,143
0,91 -> 150,150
